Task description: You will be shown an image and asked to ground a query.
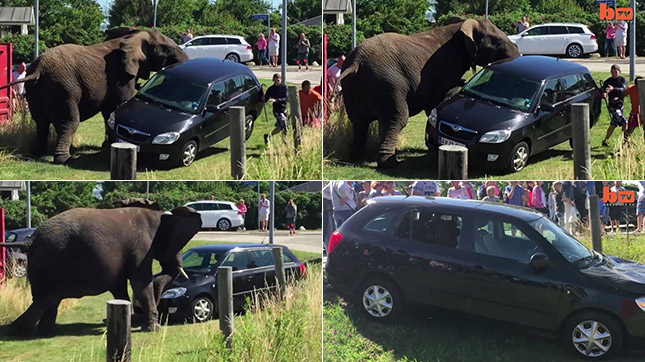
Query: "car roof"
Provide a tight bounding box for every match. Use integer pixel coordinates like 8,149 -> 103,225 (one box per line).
486,56 -> 590,81
529,23 -> 589,28
193,34 -> 244,39
187,243 -> 290,253
367,196 -> 544,222
187,200 -> 235,204
160,58 -> 255,85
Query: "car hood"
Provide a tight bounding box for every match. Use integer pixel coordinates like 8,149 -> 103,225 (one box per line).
115,96 -> 199,134
167,272 -> 213,289
579,255 -> 645,295
436,94 -> 528,133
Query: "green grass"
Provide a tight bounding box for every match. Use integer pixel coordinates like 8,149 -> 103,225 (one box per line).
323,234 -> 645,362
0,239 -> 322,362
0,79 -> 322,180
324,71 -> 645,180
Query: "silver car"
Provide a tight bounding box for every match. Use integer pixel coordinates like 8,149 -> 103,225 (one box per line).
179,35 -> 254,63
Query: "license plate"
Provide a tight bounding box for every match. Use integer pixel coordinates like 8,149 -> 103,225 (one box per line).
115,138 -> 140,152
168,307 -> 177,314
439,137 -> 465,148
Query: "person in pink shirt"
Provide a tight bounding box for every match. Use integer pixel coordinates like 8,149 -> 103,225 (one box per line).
532,181 -> 548,215
257,34 -> 269,66
237,199 -> 248,231
605,23 -> 617,57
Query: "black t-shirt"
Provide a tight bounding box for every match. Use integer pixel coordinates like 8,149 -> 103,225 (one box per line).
602,76 -> 627,105
265,84 -> 288,114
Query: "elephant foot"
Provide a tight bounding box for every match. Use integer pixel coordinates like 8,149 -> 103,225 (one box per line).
8,321 -> 36,339
53,153 -> 73,165
36,324 -> 57,338
141,321 -> 162,332
377,153 -> 398,168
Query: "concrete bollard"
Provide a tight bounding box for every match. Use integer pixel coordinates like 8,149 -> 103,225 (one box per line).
110,143 -> 137,180
571,103 -> 591,180
272,247 -> 286,300
106,299 -> 132,362
588,194 -> 603,253
438,145 -> 468,179
287,86 -> 302,150
217,266 -> 234,351
229,106 -> 246,179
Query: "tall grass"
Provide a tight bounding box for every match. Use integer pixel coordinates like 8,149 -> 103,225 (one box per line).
0,276 -> 77,325
598,135 -> 645,179
323,109 -> 379,162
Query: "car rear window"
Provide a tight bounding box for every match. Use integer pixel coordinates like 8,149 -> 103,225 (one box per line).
218,203 -> 233,210
363,210 -> 399,233
567,26 -> 584,34
526,26 -> 548,36
226,38 -> 242,45
395,209 -> 462,249
201,203 -> 220,211
210,37 -> 227,45
247,250 -> 274,268
186,203 -> 203,211
548,26 -> 568,35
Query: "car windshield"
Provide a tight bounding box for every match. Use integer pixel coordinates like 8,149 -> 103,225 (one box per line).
138,73 -> 208,114
462,68 -> 541,112
182,249 -> 227,274
528,216 -> 592,264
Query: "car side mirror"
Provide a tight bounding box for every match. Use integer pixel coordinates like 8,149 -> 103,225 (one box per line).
205,104 -> 219,113
539,103 -> 554,112
530,253 -> 550,271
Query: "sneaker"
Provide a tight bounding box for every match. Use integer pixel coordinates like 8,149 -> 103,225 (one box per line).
602,140 -> 609,147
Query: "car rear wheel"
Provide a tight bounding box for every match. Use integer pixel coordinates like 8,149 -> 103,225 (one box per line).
563,311 -> 623,360
191,296 -> 214,322
179,140 -> 198,167
567,43 -> 583,58
245,115 -> 254,140
225,53 -> 240,63
508,141 -> 530,173
12,259 -> 27,278
358,278 -> 402,322
217,218 -> 232,231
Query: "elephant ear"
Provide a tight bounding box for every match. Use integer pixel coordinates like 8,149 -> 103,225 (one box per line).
458,19 -> 479,73
121,198 -> 162,211
444,16 -> 466,25
119,31 -> 152,79
153,206 -> 203,263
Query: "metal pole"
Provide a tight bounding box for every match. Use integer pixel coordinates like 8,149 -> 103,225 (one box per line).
267,16 -> 270,44
257,183 -> 260,231
571,103 -> 592,180
269,181 -> 275,244
630,0 -> 636,81
589,194 -> 603,253
153,0 -> 158,28
26,181 -> 31,228
34,0 -> 39,59
485,0 -> 489,19
352,0 -> 357,48
281,0 -> 287,83
145,181 -> 149,200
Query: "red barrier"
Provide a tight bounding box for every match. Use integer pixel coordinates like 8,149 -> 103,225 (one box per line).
323,33 -> 328,121
0,208 -> 6,285
0,43 -> 12,125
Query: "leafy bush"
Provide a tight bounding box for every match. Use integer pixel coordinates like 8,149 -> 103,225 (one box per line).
0,199 -> 46,230
0,34 -> 48,64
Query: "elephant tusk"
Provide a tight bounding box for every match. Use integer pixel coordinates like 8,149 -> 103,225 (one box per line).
178,267 -> 189,279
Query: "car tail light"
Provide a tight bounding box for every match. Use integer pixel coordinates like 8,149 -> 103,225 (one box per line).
328,231 -> 344,254
246,45 -> 252,50
299,263 -> 307,277
590,34 -> 597,40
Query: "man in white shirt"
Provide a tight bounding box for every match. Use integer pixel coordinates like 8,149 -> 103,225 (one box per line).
330,180 -> 357,228
327,55 -> 344,93
616,21 -> 628,59
268,28 -> 280,67
323,182 -> 334,249
258,193 -> 270,232
12,62 -> 26,97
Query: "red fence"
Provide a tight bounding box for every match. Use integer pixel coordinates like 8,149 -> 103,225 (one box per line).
0,43 -> 13,125
0,208 -> 6,285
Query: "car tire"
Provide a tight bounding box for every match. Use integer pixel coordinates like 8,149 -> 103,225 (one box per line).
217,218 -> 232,231
563,311 -> 624,360
567,43 -> 583,58
12,259 -> 27,278
179,140 -> 198,167
191,296 -> 214,322
507,141 -> 530,173
358,278 -> 403,323
225,53 -> 241,63
244,114 -> 254,141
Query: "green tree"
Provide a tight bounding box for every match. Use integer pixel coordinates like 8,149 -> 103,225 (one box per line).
214,0 -> 272,26
288,0 -> 322,23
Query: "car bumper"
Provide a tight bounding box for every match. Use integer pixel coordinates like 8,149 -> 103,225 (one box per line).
584,42 -> 599,53
241,51 -> 254,63
158,296 -> 193,322
106,128 -> 187,164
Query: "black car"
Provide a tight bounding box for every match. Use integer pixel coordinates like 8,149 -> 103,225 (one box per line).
425,56 -> 601,173
327,196 -> 645,359
159,244 -> 305,323
4,228 -> 36,278
106,58 -> 265,167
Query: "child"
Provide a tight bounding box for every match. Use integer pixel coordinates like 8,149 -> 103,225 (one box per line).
482,186 -> 500,202
601,64 -> 628,147
263,73 -> 289,143
625,76 -> 643,140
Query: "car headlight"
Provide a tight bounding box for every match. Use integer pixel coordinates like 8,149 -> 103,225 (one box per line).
427,109 -> 438,128
636,297 -> 645,312
152,132 -> 180,145
107,112 -> 115,130
161,287 -> 187,299
479,129 -> 512,144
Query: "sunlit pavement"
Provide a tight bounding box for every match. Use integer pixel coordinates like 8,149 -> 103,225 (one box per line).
571,57 -> 645,73
249,65 -> 322,85
195,230 -> 322,253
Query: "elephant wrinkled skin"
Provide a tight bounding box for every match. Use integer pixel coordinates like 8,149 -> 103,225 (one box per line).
339,18 -> 521,168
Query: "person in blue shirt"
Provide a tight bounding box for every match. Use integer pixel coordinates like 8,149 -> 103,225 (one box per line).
505,181 -> 526,207
263,73 -> 289,143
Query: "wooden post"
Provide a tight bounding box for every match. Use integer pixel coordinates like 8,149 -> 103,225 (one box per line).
287,86 -> 302,150
571,103 -> 591,180
106,299 -> 132,362
588,194 -> 603,253
637,79 -> 645,143
272,246 -> 286,299
217,266 -> 234,351
437,145 -> 468,179
110,143 -> 137,180
229,106 -> 246,180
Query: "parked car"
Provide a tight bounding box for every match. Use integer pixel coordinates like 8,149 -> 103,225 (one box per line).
4,228 -> 36,278
508,23 -> 598,58
326,196 -> 645,359
159,244 -> 305,322
107,58 -> 265,167
185,200 -> 244,231
179,35 -> 254,63
425,56 -> 601,173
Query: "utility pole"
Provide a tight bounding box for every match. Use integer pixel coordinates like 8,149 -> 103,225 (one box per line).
281,0 -> 287,83
269,181 -> 275,244
34,0 -> 39,59
152,0 -> 158,28
26,181 -> 31,228
485,0 -> 489,19
629,0 -> 636,81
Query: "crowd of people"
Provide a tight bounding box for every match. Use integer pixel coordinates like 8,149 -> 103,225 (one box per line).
323,180 -> 645,248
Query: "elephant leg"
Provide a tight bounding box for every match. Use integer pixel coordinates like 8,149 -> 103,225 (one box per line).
36,300 -> 61,337
101,110 -> 112,149
153,274 -> 173,307
351,121 -> 371,162
10,295 -> 59,337
130,279 -> 161,332
34,118 -> 51,157
377,99 -> 409,168
53,105 -> 80,165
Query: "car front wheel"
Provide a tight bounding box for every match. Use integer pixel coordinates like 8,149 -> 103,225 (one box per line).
567,43 -> 583,58
179,140 -> 198,167
508,141 -> 530,173
217,218 -> 232,231
191,296 -> 214,322
358,278 -> 402,322
245,115 -> 254,140
563,311 -> 623,360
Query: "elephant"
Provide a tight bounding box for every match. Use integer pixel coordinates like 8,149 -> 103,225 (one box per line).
338,18 -> 521,168
4,29 -> 188,165
0,200 -> 202,337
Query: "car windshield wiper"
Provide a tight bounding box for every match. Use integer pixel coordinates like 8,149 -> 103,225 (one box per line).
463,89 -> 508,108
575,252 -> 599,267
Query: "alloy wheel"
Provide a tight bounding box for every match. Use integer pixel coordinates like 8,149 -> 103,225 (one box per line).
226,53 -> 240,63
362,285 -> 393,318
182,142 -> 197,166
245,115 -> 254,140
218,219 -> 231,231
568,44 -> 582,58
13,262 -> 27,278
571,320 -> 612,358
513,145 -> 528,171
193,297 -> 213,322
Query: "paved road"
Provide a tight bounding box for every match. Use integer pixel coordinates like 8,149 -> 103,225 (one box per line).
194,230 -> 322,254
571,58 -> 645,73
249,65 -> 322,85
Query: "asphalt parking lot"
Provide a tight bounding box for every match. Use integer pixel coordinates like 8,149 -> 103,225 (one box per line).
249,65 -> 322,85
195,230 -> 322,254
571,57 -> 645,73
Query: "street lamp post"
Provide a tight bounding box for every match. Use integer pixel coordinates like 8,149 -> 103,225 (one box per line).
281,0 -> 287,83
629,0 -> 636,81
152,0 -> 158,28
352,0 -> 356,48
34,0 -> 39,59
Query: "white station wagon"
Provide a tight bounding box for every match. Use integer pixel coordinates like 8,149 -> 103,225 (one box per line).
179,35 -> 254,63
508,23 -> 598,58
184,200 -> 244,231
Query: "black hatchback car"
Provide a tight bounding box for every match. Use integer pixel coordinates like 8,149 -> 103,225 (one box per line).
425,56 -> 601,173
4,228 -> 36,278
327,196 -> 645,359
159,244 -> 305,323
106,58 -> 265,167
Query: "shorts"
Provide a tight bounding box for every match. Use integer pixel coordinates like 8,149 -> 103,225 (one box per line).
609,104 -> 627,127
616,36 -> 627,47
609,206 -> 625,221
259,212 -> 269,221
638,198 -> 645,216
274,111 -> 287,130
287,217 -> 296,229
268,47 -> 279,57
297,52 -> 308,63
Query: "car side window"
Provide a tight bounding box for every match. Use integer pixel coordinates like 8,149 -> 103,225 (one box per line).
247,250 -> 274,269
207,81 -> 227,107
548,26 -> 568,35
363,210 -> 399,233
224,76 -> 245,100
226,38 -> 242,45
395,209 -> 462,249
581,73 -> 597,91
209,37 -> 227,45
243,75 -> 257,91
187,203 -> 203,211
222,252 -> 249,271
6,232 -> 16,242
473,217 -> 544,264
218,203 -> 233,210
542,75 -> 583,105
526,26 -> 548,36
202,203 -> 219,211
282,253 -> 294,263
567,26 -> 584,34
191,38 -> 209,46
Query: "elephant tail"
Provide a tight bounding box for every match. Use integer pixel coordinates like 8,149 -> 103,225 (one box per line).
0,242 -> 30,249
336,63 -> 359,94
0,71 -> 41,91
